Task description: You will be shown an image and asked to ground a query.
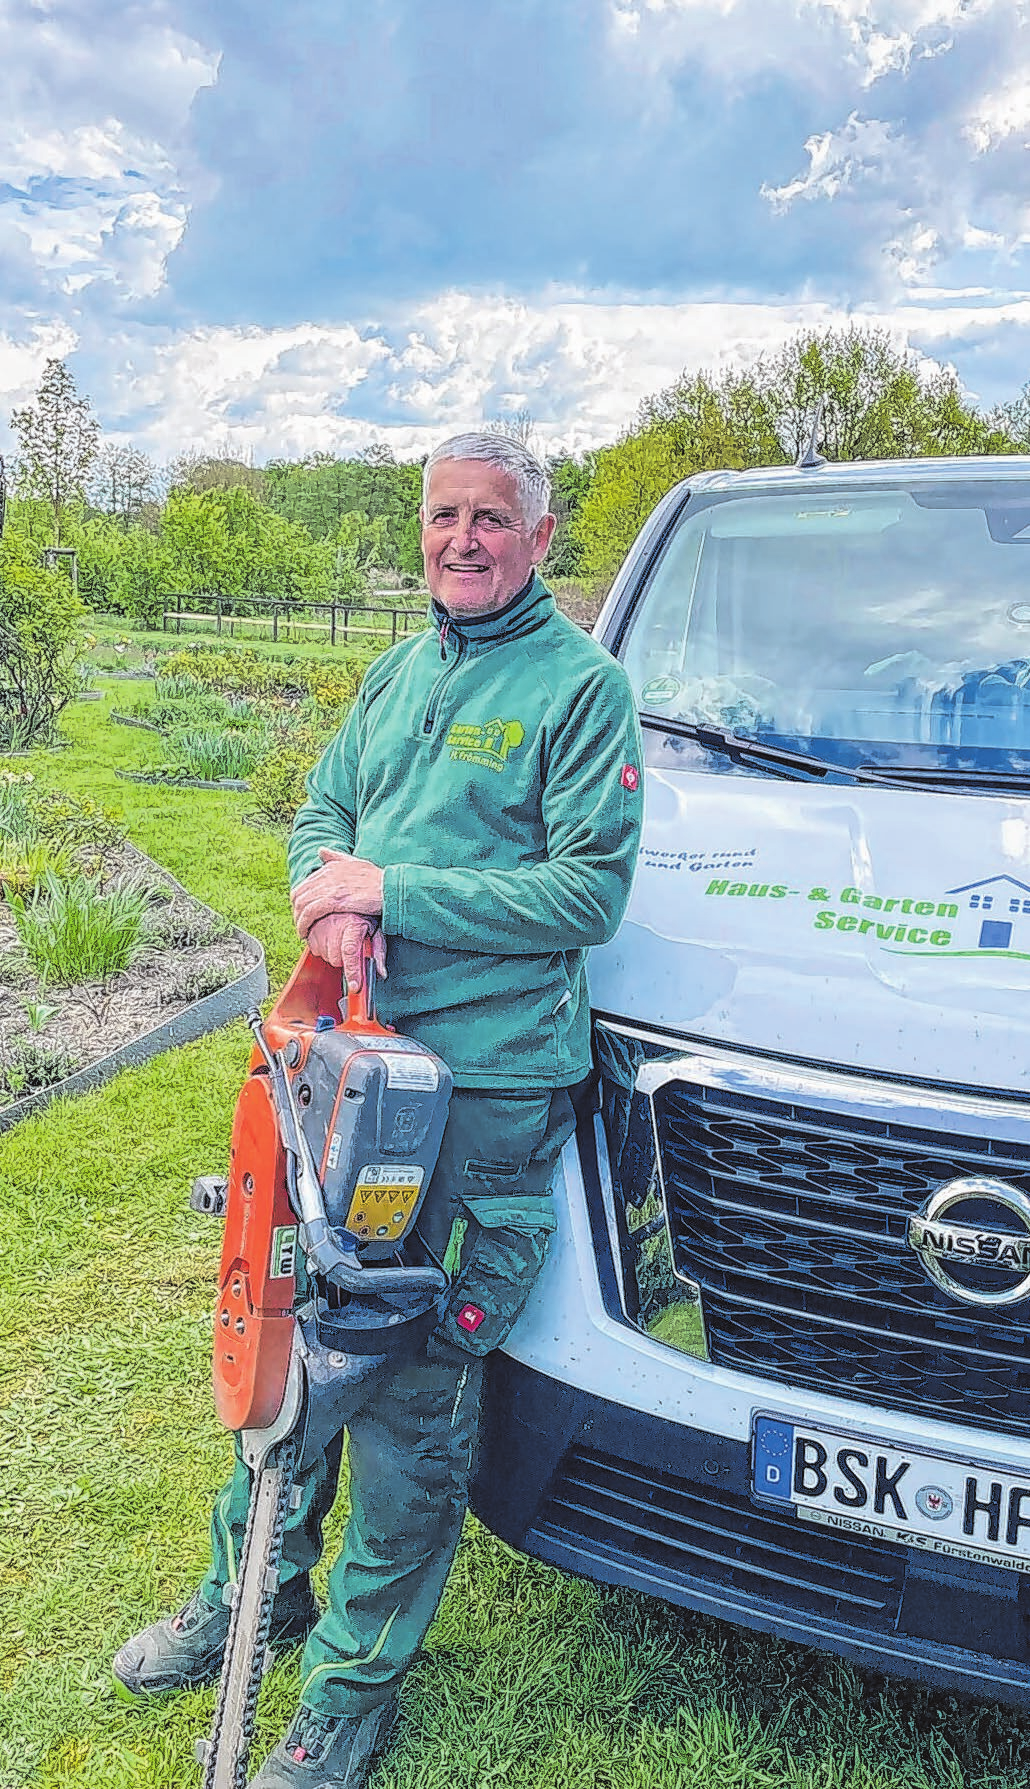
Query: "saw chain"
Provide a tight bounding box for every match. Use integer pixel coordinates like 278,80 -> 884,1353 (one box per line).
196,1437 -> 297,1789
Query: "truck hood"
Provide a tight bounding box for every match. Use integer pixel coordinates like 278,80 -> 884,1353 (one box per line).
589,766 -> 1030,1095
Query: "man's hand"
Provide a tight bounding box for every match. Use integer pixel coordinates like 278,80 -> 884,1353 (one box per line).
291,847 -> 385,937
306,913 -> 388,992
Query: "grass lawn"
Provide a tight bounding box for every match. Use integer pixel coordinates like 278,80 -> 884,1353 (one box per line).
3,686 -> 1030,1787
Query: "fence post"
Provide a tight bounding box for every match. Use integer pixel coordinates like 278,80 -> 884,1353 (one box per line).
331,602 -> 337,647
273,604 -> 279,643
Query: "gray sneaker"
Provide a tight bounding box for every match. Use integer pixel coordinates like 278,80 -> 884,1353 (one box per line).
112,1577 -> 319,1700
247,1697 -> 399,1787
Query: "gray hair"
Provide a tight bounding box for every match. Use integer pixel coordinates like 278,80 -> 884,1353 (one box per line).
422,431 -> 551,527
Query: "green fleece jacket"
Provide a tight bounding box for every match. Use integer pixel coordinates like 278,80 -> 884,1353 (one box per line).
288,574 -> 643,1087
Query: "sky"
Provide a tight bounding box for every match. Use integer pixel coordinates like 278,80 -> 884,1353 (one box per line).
3,0 -> 1030,467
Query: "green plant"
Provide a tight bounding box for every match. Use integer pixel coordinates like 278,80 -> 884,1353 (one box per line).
28,786 -> 124,853
20,996 -> 59,1032
7,871 -> 151,986
0,529 -> 87,748
0,772 -> 124,861
0,769 -> 40,842
0,838 -> 74,900
148,912 -> 215,950
160,644 -> 365,710
162,964 -> 232,1004
163,725 -> 267,781
2,1037 -> 77,1098
249,727 -> 325,826
154,672 -> 208,703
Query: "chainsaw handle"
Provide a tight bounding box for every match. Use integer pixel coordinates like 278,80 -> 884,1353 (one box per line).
326,1258 -> 449,1299
345,934 -> 374,1027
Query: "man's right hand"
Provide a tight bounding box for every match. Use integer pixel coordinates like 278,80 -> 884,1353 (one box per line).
305,913 -> 388,993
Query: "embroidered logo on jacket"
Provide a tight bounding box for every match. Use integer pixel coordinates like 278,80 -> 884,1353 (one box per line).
446,717 -> 525,772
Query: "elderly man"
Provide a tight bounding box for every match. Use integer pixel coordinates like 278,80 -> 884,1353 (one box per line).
113,432 -> 643,1788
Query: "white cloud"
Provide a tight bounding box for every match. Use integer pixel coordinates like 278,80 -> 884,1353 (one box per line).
763,114 -> 899,208
610,0 -> 1030,289
45,285 -> 1030,467
610,0 -> 979,90
3,0 -> 1030,470
0,3 -> 218,305
0,323 -> 79,414
966,77 -> 1030,153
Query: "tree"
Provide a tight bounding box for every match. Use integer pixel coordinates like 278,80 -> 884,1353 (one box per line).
488,409 -> 537,450
572,326 -> 1017,590
11,359 -> 100,545
573,431 -> 688,585
91,442 -> 155,526
0,525 -> 86,747
992,382 -> 1030,450
545,454 -> 593,579
166,444 -> 267,501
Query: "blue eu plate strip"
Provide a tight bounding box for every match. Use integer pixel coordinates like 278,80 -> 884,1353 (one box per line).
753,1416 -> 795,1503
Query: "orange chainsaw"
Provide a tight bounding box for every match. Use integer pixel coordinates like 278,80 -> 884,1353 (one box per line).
191,946 -> 451,1789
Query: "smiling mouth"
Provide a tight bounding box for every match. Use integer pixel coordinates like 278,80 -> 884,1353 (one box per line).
444,563 -> 489,573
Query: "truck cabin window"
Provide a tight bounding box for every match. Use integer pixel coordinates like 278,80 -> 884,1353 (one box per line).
622,482 -> 1030,782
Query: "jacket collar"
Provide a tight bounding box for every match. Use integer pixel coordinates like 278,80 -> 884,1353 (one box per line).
430,572 -> 555,652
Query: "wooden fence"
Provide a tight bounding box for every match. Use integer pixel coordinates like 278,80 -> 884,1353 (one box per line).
160,593 -> 428,648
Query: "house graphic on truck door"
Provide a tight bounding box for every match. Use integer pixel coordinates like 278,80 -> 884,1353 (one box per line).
945,875 -> 1030,954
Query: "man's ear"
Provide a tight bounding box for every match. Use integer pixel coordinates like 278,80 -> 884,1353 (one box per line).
533,511 -> 558,563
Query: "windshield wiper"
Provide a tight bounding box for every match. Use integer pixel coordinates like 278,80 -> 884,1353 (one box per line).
640,715 -> 866,783
857,762 -> 1030,794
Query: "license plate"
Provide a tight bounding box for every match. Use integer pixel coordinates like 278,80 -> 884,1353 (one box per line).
752,1415 -> 1030,1574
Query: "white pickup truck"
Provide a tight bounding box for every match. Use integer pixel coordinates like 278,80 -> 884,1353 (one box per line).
471,454 -> 1030,1707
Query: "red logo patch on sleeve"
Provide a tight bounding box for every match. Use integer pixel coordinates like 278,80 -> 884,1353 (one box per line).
620,764 -> 640,791
456,1303 -> 486,1333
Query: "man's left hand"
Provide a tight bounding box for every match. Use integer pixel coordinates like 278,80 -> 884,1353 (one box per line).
291,847 -> 385,938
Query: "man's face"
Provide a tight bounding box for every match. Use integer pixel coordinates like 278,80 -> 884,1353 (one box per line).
420,459 -> 556,617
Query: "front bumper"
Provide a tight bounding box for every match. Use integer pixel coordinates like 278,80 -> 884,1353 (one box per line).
470,1352 -> 1030,1710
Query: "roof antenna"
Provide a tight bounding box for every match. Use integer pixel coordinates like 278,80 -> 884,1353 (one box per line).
797,396 -> 826,470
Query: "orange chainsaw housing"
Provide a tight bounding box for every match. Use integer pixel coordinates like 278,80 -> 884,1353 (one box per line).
212,947 -> 390,1432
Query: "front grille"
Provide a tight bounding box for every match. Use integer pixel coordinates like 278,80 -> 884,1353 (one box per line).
656,1081 -> 1030,1438
533,1446 -> 904,1627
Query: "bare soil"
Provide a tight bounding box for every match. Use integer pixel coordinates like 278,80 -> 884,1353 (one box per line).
0,840 -> 261,1106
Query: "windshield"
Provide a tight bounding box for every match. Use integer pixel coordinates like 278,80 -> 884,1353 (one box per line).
621,478 -> 1030,779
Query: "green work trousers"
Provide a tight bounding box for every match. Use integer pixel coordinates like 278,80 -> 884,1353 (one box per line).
201,1085 -> 575,1717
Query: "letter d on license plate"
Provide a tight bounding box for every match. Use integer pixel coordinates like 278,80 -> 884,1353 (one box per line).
752,1414 -> 1030,1574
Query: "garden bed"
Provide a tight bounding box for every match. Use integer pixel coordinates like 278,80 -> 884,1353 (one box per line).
107,644 -> 368,827
0,788 -> 266,1123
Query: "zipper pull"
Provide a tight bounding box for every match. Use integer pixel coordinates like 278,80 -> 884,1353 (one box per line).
439,619 -> 449,662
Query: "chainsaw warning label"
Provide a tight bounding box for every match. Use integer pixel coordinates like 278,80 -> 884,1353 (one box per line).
270,1224 -> 298,1279
347,1164 -> 424,1241
384,1054 -> 439,1092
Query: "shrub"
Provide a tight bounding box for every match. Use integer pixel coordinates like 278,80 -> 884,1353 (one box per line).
249,728 -> 326,827
8,872 -> 151,985
29,788 -> 124,854
160,645 -> 365,710
0,532 -> 87,748
0,771 -> 123,858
